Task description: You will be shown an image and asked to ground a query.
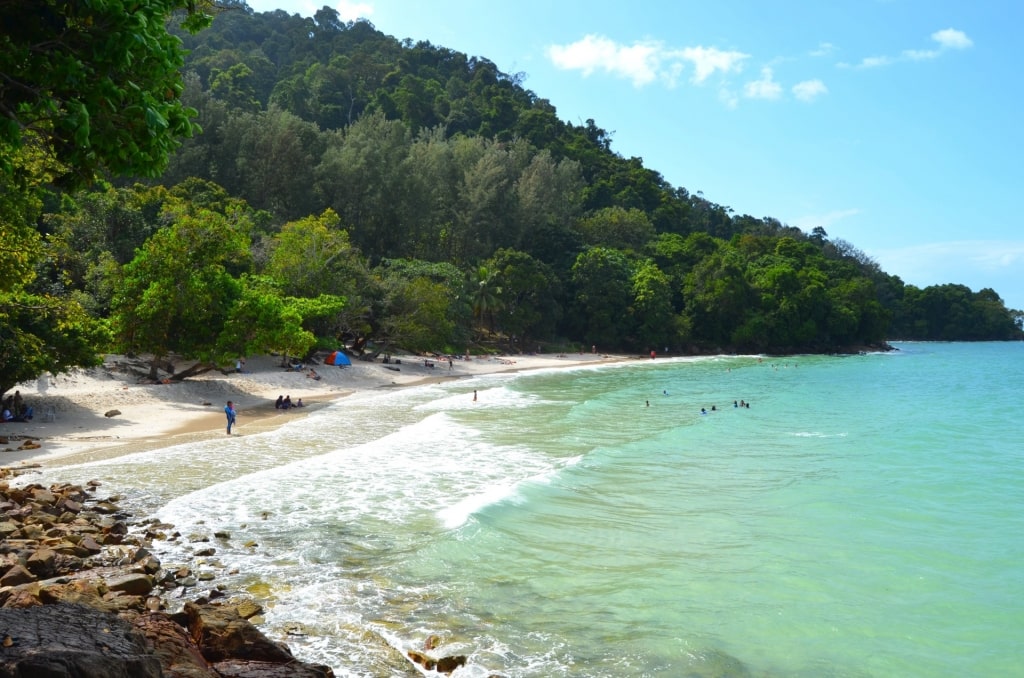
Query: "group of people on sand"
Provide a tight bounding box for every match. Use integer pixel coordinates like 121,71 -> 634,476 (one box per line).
1,391 -> 33,423
274,395 -> 304,410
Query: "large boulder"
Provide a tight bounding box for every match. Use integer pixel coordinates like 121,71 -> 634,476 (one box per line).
0,603 -> 162,678
184,602 -> 297,664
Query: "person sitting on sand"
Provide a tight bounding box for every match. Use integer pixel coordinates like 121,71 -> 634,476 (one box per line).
1,408 -> 12,422
282,395 -> 292,410
307,368 -> 321,381
275,395 -> 284,409
295,398 -> 305,407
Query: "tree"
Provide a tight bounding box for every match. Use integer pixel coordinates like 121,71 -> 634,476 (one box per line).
109,204 -> 253,377
378,276 -> 455,353
576,206 -> 656,251
470,265 -> 502,334
631,260 -> 676,349
264,209 -> 360,298
568,247 -> 636,349
0,0 -> 212,184
488,249 -> 561,349
0,293 -> 108,399
214,276 -> 330,363
0,0 -> 213,393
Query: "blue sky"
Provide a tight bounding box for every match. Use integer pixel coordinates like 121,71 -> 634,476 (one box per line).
241,0 -> 1024,310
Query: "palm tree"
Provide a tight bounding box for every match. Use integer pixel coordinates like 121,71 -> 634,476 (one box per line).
471,265 -> 502,335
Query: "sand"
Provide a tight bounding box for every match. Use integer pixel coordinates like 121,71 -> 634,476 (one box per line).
1,350 -> 630,467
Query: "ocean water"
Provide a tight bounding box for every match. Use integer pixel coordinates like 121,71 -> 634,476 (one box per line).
29,342 -> 1024,677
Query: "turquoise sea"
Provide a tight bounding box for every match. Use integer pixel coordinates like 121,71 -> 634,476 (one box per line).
30,342 -> 1024,677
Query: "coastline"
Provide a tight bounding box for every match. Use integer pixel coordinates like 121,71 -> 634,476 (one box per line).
1,351 -> 633,467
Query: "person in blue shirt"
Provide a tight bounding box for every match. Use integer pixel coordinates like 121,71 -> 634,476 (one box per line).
225,400 -> 237,435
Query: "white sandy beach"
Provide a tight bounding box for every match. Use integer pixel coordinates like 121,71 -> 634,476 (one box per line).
1,350 -> 630,466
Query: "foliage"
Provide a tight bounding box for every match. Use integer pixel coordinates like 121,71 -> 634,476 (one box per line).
0,292 -> 108,397
8,2 -> 1017,381
889,284 -> 1020,341
568,247 -> 637,349
109,204 -> 253,370
0,0 -> 212,185
487,249 -> 562,348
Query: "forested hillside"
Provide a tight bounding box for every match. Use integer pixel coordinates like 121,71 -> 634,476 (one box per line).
5,2 -> 1021,394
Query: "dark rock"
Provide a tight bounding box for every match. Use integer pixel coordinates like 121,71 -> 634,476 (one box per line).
104,409 -> 122,417
0,603 -> 162,677
212,659 -> 335,677
436,655 -> 468,674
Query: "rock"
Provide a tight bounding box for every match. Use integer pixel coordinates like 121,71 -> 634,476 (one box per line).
435,655 -> 468,674
132,611 -> 217,678
0,603 -> 162,677
104,409 -> 122,417
25,547 -> 56,578
212,659 -> 335,677
76,535 -> 103,556
37,578 -> 108,610
106,573 -> 155,597
1,587 -> 42,609
0,564 -> 35,588
235,600 -> 263,619
184,601 -> 297,664
59,498 -> 83,514
93,500 -> 121,514
407,650 -> 467,676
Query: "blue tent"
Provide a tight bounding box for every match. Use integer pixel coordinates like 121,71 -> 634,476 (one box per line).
325,350 -> 351,367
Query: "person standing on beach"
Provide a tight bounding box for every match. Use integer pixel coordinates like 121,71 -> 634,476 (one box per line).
225,400 -> 237,435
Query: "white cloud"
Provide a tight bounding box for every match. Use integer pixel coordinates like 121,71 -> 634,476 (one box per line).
335,0 -> 373,21
719,87 -> 740,109
677,46 -> 749,84
902,48 -> 940,61
792,79 -> 827,102
547,36 -> 748,88
547,35 -> 667,86
744,67 -> 782,99
810,42 -> 836,57
857,55 -> 892,69
848,28 -> 972,68
932,28 -> 973,50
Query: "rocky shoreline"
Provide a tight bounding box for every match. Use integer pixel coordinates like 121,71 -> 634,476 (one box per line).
0,467 -> 467,677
